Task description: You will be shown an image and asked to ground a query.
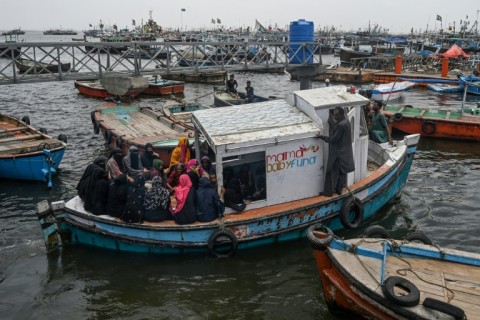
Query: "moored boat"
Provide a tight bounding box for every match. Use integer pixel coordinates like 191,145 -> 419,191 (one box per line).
427,83 -> 461,93
15,58 -> 71,74
213,88 -> 270,107
369,81 -> 416,101
0,113 -> 67,187
142,76 -> 185,96
382,104 -> 480,141
307,224 -> 478,320
162,70 -> 226,84
91,101 -> 194,165
74,79 -> 146,99
36,86 -> 420,256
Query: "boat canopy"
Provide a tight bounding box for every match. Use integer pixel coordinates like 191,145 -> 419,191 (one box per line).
439,44 -> 468,59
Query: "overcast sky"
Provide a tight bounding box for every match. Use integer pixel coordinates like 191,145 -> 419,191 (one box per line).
1,0 -> 479,34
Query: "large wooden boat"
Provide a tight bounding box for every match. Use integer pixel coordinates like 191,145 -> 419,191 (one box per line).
15,58 -> 71,74
213,89 -> 270,107
0,113 -> 67,187
162,70 -> 226,84
74,79 -> 146,99
142,76 -> 185,96
382,104 -> 480,141
308,225 -> 478,320
36,86 -> 420,256
91,101 -> 194,165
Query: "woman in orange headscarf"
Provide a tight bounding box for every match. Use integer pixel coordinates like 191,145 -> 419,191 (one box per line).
167,137 -> 191,174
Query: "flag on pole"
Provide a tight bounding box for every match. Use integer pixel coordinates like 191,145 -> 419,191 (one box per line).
132,19 -> 136,26
436,15 -> 442,22
89,24 -> 92,27
217,18 -> 221,24
255,19 -> 266,32
211,18 -> 215,24
181,8 -> 186,12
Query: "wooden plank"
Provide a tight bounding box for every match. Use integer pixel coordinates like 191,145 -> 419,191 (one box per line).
0,126 -> 28,134
0,134 -> 42,144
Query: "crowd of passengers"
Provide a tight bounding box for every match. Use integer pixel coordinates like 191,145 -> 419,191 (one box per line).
76,138 -> 266,224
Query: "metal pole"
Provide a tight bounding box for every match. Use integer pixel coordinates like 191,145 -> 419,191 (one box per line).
461,83 -> 468,115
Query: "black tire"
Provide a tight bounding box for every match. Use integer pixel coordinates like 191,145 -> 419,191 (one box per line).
208,229 -> 238,258
393,112 -> 403,121
421,120 -> 436,134
307,224 -> 334,249
404,231 -> 433,245
382,276 -> 420,307
57,134 -> 68,144
93,121 -> 100,134
116,137 -> 124,149
90,110 -> 96,124
340,197 -> 364,229
21,116 -> 30,125
39,127 -> 48,135
104,129 -> 112,144
363,225 -> 390,239
423,298 -> 465,320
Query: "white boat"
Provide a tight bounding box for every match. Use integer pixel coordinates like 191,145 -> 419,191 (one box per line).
370,81 -> 416,101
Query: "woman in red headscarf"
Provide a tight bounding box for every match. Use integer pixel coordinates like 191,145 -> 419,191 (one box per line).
170,174 -> 197,225
167,137 -> 191,174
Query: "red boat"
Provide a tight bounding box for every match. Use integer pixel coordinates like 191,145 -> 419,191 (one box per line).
382,104 -> 480,142
74,80 -> 145,99
142,77 -> 185,96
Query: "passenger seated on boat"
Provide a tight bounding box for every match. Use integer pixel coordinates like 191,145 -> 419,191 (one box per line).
106,174 -> 129,218
83,167 -> 108,213
122,174 -> 146,223
143,176 -> 172,222
318,106 -> 355,197
223,167 -> 246,212
226,74 -> 240,98
167,163 -> 186,190
141,143 -> 159,170
106,148 -> 126,180
171,174 -> 197,225
208,173 -> 218,189
239,164 -> 256,200
186,159 -> 201,190
149,159 -> 167,188
368,101 -> 392,144
245,81 -> 254,103
76,156 -> 107,201
123,146 -> 145,177
90,170 -> 110,215
196,177 -> 225,222
201,156 -> 215,176
167,137 -> 191,174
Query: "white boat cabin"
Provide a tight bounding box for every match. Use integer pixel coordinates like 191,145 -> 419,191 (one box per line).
192,86 -> 371,212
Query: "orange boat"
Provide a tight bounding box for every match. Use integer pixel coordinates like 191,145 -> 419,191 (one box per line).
142,77 -> 185,96
382,104 -> 480,141
74,80 -> 145,99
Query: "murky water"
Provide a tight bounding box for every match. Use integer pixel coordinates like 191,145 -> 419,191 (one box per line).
1,38 -> 480,319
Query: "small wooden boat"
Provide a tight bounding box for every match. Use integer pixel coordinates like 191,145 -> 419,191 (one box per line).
91,101 -> 194,165
368,81 -> 416,101
74,79 -> 146,99
382,104 -> 480,141
0,113 -> 67,187
162,70 -> 226,84
142,76 -> 185,96
308,224 -> 478,320
15,58 -> 70,74
36,86 -> 420,256
213,89 -> 270,107
160,100 -> 209,130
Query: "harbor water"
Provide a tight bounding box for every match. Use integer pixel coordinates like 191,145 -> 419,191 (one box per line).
1,42 -> 480,318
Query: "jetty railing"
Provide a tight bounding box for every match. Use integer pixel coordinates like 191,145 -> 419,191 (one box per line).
0,41 -> 324,85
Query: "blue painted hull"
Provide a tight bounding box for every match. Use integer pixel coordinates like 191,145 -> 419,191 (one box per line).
0,148 -> 65,181
45,142 -> 417,255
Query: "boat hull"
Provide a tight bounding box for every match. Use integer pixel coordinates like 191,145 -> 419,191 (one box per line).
142,82 -> 185,95
38,138 -> 418,254
0,149 -> 65,181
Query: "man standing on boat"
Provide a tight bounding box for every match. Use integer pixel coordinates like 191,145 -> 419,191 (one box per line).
368,101 -> 392,145
319,106 -> 355,197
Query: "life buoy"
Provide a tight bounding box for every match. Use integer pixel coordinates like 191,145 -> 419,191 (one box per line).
404,231 -> 433,245
307,224 -> 334,249
340,197 -> 364,229
382,276 -> 420,307
21,116 -> 30,125
363,225 -> 390,239
104,129 -> 112,144
57,134 -> 68,144
423,298 -> 465,320
39,127 -> 48,135
393,112 -> 404,121
208,229 -> 238,258
421,120 -> 436,134
93,121 -> 100,134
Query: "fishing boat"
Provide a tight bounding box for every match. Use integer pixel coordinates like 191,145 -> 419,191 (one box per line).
213,88 -> 270,107
307,224 -> 478,320
74,79 -> 146,99
142,76 -> 185,96
36,86 -> 420,256
162,70 -> 226,84
382,104 -> 480,141
368,81 -> 416,101
91,101 -> 194,165
0,113 -> 67,187
15,58 -> 71,74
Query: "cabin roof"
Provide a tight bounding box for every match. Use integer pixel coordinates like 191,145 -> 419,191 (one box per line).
192,99 -> 320,147
293,86 -> 370,110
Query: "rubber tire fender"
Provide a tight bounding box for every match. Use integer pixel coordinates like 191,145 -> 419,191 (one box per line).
90,110 -> 97,124
382,276 -> 420,307
393,112 -> 404,121
39,127 -> 48,135
421,120 -> 436,134
307,224 -> 334,249
21,116 -> 30,125
363,225 -> 390,239
423,297 -> 465,320
208,229 -> 238,258
57,134 -> 68,144
404,231 -> 433,245
104,129 -> 112,144
340,197 -> 364,229
93,121 -> 100,134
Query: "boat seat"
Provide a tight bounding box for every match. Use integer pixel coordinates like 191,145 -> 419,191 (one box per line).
0,133 -> 42,144
0,138 -> 62,155
0,126 -> 28,134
